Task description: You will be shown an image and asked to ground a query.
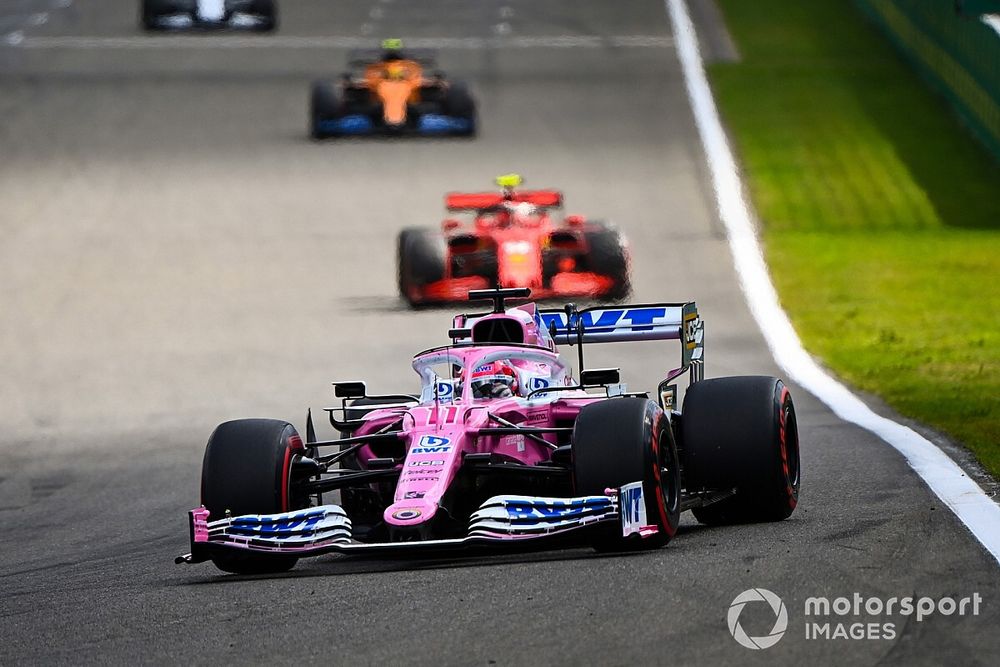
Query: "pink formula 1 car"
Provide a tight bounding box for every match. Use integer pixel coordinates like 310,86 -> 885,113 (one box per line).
178,288 -> 800,574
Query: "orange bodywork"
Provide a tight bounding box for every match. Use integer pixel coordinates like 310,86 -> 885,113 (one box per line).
363,59 -> 425,126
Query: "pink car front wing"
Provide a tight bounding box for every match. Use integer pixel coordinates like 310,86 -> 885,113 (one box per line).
176,482 -> 657,564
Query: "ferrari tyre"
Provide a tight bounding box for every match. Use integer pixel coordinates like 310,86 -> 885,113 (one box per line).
397,227 -> 446,306
573,398 -> 681,551
310,81 -> 341,139
584,224 -> 630,300
201,419 -> 305,574
681,376 -> 800,525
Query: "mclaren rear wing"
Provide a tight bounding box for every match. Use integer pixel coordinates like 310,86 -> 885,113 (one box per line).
347,48 -> 438,67
538,302 -> 704,410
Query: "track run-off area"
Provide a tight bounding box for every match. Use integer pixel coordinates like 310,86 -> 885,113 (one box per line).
1,0 -> 998,663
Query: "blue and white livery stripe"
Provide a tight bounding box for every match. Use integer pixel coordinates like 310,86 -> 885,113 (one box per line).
539,304 -> 698,344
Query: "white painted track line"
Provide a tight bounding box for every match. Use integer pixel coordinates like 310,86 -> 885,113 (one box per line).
666,0 -> 1000,565
0,34 -> 673,50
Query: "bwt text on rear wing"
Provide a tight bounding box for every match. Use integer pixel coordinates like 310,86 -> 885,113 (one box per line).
539,302 -> 705,410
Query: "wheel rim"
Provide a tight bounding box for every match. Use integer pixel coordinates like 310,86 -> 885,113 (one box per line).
656,425 -> 680,523
656,429 -> 680,537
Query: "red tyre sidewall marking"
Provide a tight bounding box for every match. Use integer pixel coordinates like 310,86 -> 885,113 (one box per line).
649,409 -> 676,537
777,386 -> 797,510
281,433 -> 304,512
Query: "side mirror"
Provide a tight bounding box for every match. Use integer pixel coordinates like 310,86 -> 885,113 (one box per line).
333,381 -> 367,399
581,368 -> 620,386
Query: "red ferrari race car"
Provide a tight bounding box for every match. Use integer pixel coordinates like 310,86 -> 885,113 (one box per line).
397,175 -> 631,307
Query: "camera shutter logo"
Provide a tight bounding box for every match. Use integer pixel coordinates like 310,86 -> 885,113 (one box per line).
728,588 -> 788,650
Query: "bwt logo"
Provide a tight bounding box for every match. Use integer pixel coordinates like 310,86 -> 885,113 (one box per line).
526,376 -> 550,391
412,435 -> 452,454
539,307 -> 670,333
728,588 -> 788,650
621,485 -> 643,524
506,499 -> 589,520
232,511 -> 324,533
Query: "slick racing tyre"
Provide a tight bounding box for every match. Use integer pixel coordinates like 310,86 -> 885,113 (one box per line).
573,398 -> 681,551
681,376 -> 800,524
443,81 -> 477,136
584,224 -> 630,300
141,0 -> 194,30
201,419 -> 306,574
310,81 -> 341,139
245,0 -> 277,31
397,227 -> 446,307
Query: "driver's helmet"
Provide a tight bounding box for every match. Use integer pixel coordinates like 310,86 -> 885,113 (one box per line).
470,361 -> 519,399
509,201 -> 538,227
385,61 -> 407,79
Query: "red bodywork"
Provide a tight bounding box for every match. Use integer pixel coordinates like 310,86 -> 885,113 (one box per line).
412,188 -> 628,304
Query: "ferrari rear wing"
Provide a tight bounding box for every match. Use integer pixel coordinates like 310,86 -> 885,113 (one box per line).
445,190 -> 563,211
539,302 -> 705,408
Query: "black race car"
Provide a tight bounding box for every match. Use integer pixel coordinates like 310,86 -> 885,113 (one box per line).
141,0 -> 277,32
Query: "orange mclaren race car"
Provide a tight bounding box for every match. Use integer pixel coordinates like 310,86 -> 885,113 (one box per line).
310,39 -> 477,138
397,175 -> 631,307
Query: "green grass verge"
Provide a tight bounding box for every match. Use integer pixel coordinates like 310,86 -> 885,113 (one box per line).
709,0 -> 1000,474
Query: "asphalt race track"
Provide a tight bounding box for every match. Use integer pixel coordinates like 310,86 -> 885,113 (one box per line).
1,1 -> 998,664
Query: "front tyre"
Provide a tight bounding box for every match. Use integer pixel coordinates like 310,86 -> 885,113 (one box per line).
681,376 -> 800,524
443,81 -> 477,136
310,81 -> 341,139
573,398 -> 681,551
201,419 -> 306,574
248,0 -> 277,31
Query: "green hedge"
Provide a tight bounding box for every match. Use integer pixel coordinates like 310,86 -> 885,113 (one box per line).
855,0 -> 1000,160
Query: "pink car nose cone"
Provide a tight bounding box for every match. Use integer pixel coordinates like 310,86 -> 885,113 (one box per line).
385,500 -> 438,526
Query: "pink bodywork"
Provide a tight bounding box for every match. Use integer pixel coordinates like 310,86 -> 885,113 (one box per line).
348,302 -> 601,528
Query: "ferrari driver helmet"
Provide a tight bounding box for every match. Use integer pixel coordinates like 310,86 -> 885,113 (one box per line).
470,361 -> 520,399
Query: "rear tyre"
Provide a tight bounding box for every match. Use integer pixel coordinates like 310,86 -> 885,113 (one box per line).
248,0 -> 277,31
681,376 -> 800,525
141,0 -> 191,29
443,81 -> 477,136
310,81 -> 341,139
201,419 -> 305,574
584,223 -> 630,300
573,398 -> 681,551
397,227 -> 447,307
